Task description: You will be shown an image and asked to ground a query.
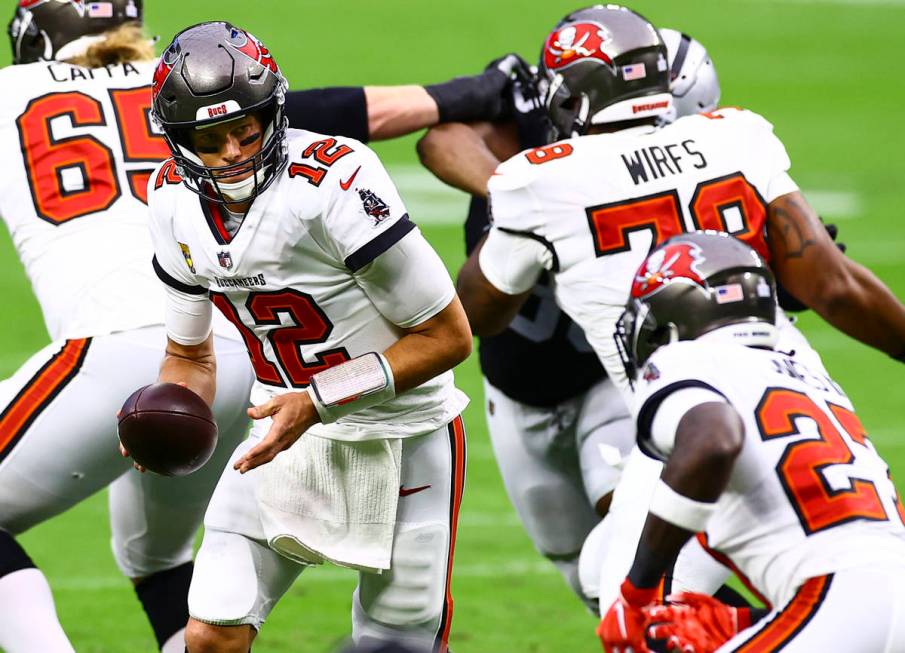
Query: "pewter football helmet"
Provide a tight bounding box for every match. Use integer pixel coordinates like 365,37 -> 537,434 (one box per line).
9,0 -> 143,64
539,5 -> 671,140
151,21 -> 288,204
616,231 -> 778,386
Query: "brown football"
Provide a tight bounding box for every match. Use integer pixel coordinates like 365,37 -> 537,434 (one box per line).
117,383 -> 218,477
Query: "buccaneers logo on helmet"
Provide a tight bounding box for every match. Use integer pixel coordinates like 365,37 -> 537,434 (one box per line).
543,22 -> 614,71
631,241 -> 706,298
226,27 -> 279,75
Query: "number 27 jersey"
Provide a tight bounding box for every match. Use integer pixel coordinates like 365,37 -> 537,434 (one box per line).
635,340 -> 905,609
486,108 -> 799,394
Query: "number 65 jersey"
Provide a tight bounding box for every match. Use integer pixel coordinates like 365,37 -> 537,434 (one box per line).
148,128 -> 468,441
484,108 -> 801,396
635,340 -> 905,609
0,59 -> 170,340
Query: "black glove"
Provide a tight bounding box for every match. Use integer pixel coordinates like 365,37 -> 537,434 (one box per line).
425,53 -> 533,124
504,57 -> 550,149
776,218 -> 847,312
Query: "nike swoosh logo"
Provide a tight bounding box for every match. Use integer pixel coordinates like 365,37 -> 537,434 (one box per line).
399,484 -> 431,497
339,165 -> 361,191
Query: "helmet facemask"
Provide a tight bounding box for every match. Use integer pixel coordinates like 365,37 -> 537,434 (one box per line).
151,22 -> 289,205
163,95 -> 289,205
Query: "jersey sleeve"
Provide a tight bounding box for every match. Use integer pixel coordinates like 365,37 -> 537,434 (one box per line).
284,88 -> 369,142
318,142 -> 416,272
734,109 -> 799,202
147,168 -> 212,345
482,153 -> 559,293
633,343 -> 730,461
354,228 -> 456,328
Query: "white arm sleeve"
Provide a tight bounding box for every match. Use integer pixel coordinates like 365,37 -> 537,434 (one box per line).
478,228 -> 552,295
164,285 -> 213,346
355,228 -> 456,328
648,387 -> 729,459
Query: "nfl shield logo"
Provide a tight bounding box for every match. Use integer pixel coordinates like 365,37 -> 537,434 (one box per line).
217,251 -> 233,270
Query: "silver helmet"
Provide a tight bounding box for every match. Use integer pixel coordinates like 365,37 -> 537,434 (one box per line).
615,231 -> 778,387
151,21 -> 288,204
539,4 -> 671,140
659,28 -> 720,123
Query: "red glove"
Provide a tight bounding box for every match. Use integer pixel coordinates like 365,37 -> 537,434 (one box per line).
643,592 -> 754,653
598,578 -> 660,652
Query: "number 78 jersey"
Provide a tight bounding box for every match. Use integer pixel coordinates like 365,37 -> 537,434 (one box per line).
486,108 -> 799,395
634,340 -> 905,609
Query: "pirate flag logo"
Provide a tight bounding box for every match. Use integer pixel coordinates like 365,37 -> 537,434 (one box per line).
357,187 -> 391,225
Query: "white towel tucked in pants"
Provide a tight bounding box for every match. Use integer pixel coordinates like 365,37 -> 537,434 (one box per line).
256,431 -> 402,573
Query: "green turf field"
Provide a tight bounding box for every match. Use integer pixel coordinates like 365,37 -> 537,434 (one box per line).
1,0 -> 904,651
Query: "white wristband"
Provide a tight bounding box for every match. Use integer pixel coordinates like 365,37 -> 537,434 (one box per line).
307,352 -> 396,424
648,479 -> 718,532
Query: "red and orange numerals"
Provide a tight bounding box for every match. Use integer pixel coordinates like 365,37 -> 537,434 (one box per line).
585,173 -> 767,259
288,163 -> 326,187
525,142 -> 573,165
756,388 -> 888,535
586,190 -> 684,256
690,173 -> 768,259
210,292 -> 282,386
247,290 -> 350,387
110,87 -> 170,205
291,137 -> 354,187
17,92 -> 121,225
210,290 -> 350,388
154,159 -> 183,190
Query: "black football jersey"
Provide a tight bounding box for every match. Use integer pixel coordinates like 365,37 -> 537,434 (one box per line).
466,194 -> 606,407
285,87 -> 369,142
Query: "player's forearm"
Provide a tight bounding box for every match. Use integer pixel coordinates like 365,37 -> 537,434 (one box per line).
159,336 -> 217,406
417,123 -> 500,198
382,297 -> 472,394
364,86 -> 439,141
808,261 -> 905,360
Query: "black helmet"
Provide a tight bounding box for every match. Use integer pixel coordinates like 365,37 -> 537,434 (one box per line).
9,0 -> 142,64
151,21 -> 288,204
539,5 -> 671,140
615,231 -> 778,387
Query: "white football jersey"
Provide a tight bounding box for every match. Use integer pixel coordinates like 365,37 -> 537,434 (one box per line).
635,340 -> 905,608
0,59 -> 172,340
485,108 -> 803,395
148,129 -> 467,440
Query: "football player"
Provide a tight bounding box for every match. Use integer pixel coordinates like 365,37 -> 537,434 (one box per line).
0,3 -> 515,652
452,3 -> 905,613
599,232 -> 905,653
144,22 -> 471,653
415,20 -> 722,607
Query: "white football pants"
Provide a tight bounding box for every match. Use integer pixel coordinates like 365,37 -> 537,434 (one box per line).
483,376 -> 634,606
0,326 -> 253,577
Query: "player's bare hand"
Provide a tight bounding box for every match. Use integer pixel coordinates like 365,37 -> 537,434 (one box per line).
235,391 -> 318,473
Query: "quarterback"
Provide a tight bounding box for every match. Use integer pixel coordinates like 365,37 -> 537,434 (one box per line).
144,22 -> 471,652
599,233 -> 905,652
454,3 -> 905,614
0,3 -> 255,651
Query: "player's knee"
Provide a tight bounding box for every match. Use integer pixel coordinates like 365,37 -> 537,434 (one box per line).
360,523 -> 449,628
522,483 -> 593,557
184,619 -> 252,653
